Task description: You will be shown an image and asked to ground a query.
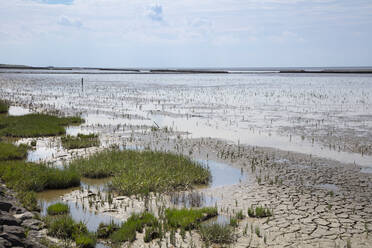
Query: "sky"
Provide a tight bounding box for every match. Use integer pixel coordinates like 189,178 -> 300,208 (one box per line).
0,0 -> 371,68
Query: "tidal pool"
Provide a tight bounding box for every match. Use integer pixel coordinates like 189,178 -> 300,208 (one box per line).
37,178 -> 120,232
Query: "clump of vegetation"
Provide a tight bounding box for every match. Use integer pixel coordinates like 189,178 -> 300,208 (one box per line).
235,210 -> 245,220
110,212 -> 159,243
70,149 -> 210,195
229,217 -> 238,228
0,161 -> 80,192
0,100 -> 9,113
61,133 -> 99,149
0,113 -> 84,137
144,226 -> 161,243
44,215 -> 84,239
47,203 -> 70,216
248,206 -> 272,218
75,233 -> 96,248
165,207 -> 218,230
199,223 -> 235,245
44,214 -> 95,247
0,143 -> 29,161
97,222 -> 120,239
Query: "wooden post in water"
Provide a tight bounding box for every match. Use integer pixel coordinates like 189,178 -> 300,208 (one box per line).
81,78 -> 84,91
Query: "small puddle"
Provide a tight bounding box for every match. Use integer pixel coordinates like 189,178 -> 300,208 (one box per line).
204,215 -> 231,225
38,178 -> 121,232
199,160 -> 245,188
27,147 -> 59,162
66,126 -> 95,136
8,106 -> 32,116
170,191 -> 218,208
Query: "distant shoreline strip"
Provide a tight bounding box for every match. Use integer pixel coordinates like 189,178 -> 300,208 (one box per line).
1,67 -> 372,74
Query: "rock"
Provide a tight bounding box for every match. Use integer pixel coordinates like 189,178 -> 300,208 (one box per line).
0,212 -> 20,226
14,212 -> 34,221
0,233 -> 23,247
10,206 -> 26,215
2,225 -> 25,239
21,219 -> 44,231
0,201 -> 13,212
0,237 -> 12,248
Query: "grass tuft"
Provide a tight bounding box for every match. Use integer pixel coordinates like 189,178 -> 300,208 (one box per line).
0,100 -> 9,113
0,113 -> 84,137
47,203 -> 70,216
248,206 -> 272,218
97,222 -> 120,239
110,212 -> 159,243
165,207 -> 218,231
199,223 -> 235,245
75,233 -> 96,248
61,133 -> 99,149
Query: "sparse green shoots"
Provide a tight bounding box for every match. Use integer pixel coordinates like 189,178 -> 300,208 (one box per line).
248,205 -> 272,218
61,133 -> 99,149
199,223 -> 235,245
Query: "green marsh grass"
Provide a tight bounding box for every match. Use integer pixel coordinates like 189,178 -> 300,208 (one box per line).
110,212 -> 159,243
199,223 -> 235,245
0,143 -> 28,160
47,203 -> 70,215
44,214 -> 95,247
0,113 -> 84,137
61,133 -> 99,149
165,207 -> 218,230
70,149 -> 211,195
75,234 -> 96,248
0,161 -> 80,192
0,100 -> 9,113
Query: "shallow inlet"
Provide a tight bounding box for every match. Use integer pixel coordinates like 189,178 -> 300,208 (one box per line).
37,178 -> 120,232
36,159 -> 244,233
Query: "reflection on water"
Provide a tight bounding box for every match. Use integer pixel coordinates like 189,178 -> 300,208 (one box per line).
199,160 -> 245,188
27,147 -> 58,162
8,106 -> 32,116
37,178 -> 120,232
170,191 -> 218,208
204,215 -> 230,225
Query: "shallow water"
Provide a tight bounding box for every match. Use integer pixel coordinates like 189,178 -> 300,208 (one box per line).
1,72 -> 371,166
7,106 -> 32,116
38,178 -> 120,232
199,160 -> 245,188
